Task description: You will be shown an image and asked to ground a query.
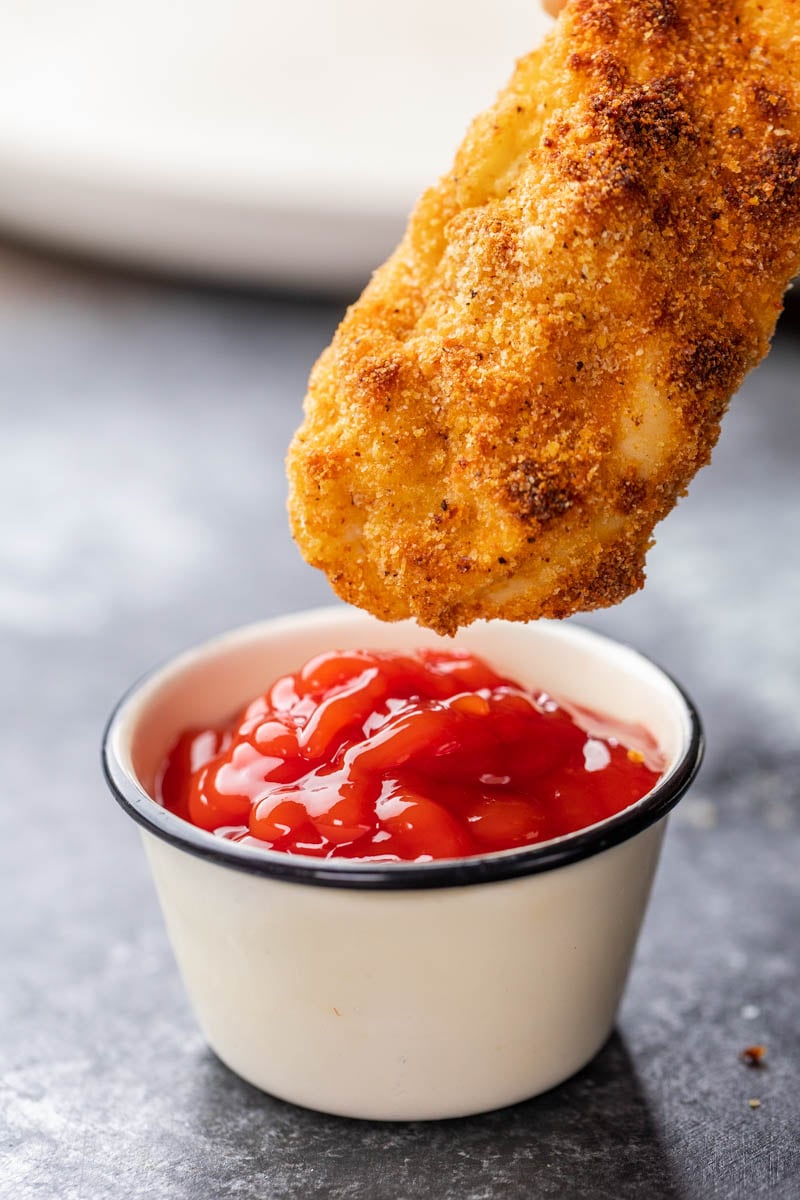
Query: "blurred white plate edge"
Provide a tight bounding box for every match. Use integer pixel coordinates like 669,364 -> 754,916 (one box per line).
0,3 -> 551,290
0,145 -> 404,292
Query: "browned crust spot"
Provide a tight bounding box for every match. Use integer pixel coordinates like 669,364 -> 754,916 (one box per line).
505,459 -> 577,522
591,77 -> 697,155
617,474 -> 648,514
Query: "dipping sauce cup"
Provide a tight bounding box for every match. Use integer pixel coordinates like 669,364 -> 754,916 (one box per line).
103,607 -> 703,1121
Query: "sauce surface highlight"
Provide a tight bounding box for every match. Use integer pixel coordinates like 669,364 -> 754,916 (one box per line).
157,648 -> 662,862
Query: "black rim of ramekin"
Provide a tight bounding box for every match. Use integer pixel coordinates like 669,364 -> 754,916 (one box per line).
102,629 -> 704,891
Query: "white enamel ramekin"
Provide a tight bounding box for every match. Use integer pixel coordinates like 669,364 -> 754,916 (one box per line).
102,607 -> 702,1121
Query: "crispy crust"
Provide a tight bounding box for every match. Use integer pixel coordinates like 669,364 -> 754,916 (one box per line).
287,0 -> 800,635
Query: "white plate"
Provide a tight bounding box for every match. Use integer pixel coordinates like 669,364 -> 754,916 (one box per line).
0,2 -> 550,291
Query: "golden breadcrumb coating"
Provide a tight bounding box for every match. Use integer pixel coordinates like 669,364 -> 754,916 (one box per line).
288,0 -> 800,635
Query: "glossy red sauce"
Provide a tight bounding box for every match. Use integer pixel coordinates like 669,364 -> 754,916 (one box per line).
157,648 -> 662,862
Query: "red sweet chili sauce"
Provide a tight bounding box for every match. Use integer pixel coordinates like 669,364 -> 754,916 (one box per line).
157,648 -> 663,862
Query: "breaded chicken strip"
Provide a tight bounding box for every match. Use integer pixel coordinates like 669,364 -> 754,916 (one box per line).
288,0 -> 800,636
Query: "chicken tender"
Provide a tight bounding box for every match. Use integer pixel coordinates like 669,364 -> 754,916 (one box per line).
287,0 -> 800,636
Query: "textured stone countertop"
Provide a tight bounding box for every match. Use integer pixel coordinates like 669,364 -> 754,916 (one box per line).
1,244 -> 798,1199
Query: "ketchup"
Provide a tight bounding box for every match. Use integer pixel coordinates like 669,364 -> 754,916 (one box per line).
157,648 -> 661,862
